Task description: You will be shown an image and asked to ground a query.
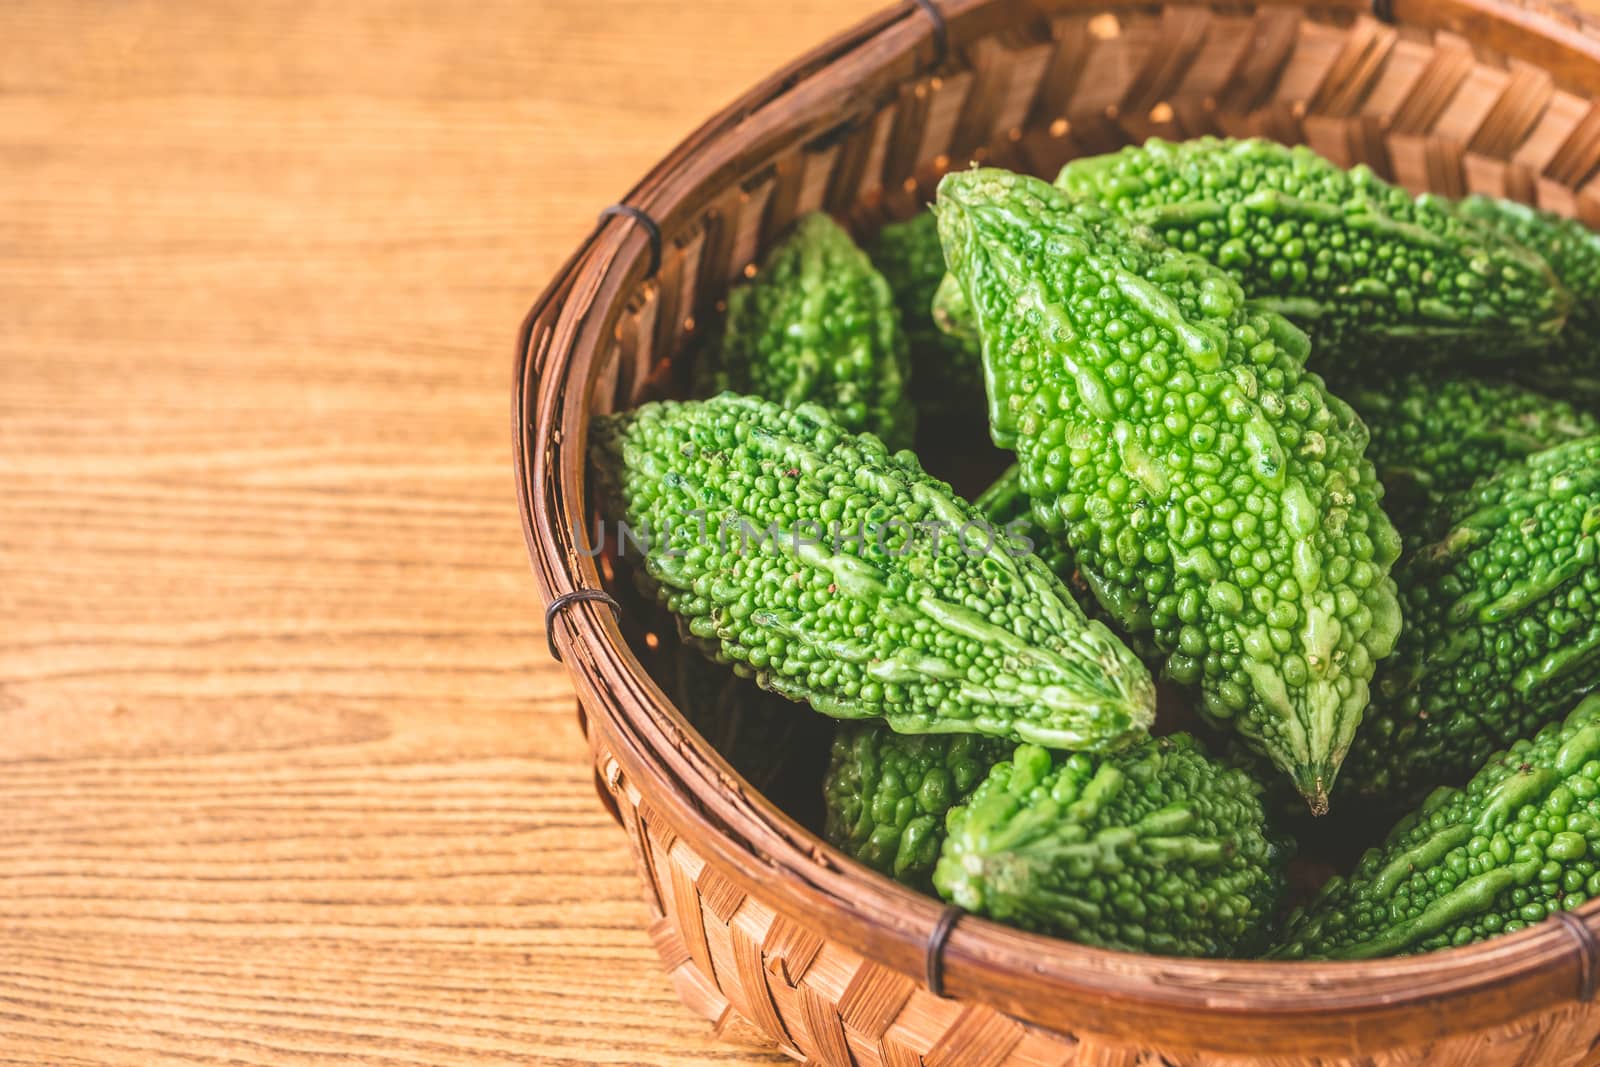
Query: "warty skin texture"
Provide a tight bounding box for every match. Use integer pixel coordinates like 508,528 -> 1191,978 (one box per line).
1337,434 -> 1600,807
1457,195 -> 1600,406
934,735 -> 1286,957
1277,694 -> 1600,959
936,168 -> 1403,814
1334,370 -> 1598,542
1056,137 -> 1569,357
823,722 -> 1010,890
698,213 -> 917,450
588,393 -> 1156,750
974,464 -> 1166,665
972,463 -> 1074,581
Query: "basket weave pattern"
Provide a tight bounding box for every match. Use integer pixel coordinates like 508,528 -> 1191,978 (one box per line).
518,2 -> 1600,1063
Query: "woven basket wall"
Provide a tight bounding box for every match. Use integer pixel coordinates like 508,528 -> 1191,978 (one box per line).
516,1 -> 1600,1064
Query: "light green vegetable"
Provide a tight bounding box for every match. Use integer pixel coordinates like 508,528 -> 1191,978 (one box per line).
1054,137 -> 1568,356
935,736 -> 1286,957
937,167 -> 1402,813
589,393 -> 1156,749
1457,195 -> 1600,405
823,723 -> 1010,889
698,213 -> 916,449
1277,694 -> 1600,959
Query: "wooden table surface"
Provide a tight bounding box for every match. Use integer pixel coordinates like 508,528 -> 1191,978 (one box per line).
0,2 -> 872,1063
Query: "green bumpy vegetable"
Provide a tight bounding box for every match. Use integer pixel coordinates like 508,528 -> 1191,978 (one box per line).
972,464 -> 1073,580
866,212 -> 984,426
1336,435 -> 1600,806
1335,370 -> 1598,541
974,464 -> 1165,666
937,168 -> 1403,814
1457,195 -> 1600,402
699,213 -> 916,450
589,393 -> 1156,749
935,736 -> 1286,957
1276,694 -> 1600,959
1055,137 -> 1568,355
823,723 -> 1010,889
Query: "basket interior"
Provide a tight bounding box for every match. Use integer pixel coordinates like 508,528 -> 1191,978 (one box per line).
584,0 -> 1600,880
524,0 -> 1600,1055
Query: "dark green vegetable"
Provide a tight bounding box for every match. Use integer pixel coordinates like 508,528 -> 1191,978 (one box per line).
1337,435 -> 1600,807
1276,694 -> 1600,959
1055,137 -> 1568,356
866,212 -> 984,426
934,735 -> 1286,957
823,723 -> 1010,889
589,393 -> 1156,749
1457,195 -> 1600,403
699,213 -> 916,450
1335,370 -> 1598,541
937,167 -> 1403,813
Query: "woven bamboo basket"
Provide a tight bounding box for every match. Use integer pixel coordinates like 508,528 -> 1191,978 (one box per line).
515,1 -> 1600,1062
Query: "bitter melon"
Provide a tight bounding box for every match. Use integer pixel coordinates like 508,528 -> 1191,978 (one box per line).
589,393 -> 1156,749
1055,137 -> 1568,356
699,213 -> 917,449
1336,434 -> 1600,807
1277,694 -> 1600,959
934,735 -> 1286,957
823,722 -> 1010,889
937,167 -> 1403,813
1335,370 -> 1598,541
1457,195 -> 1600,404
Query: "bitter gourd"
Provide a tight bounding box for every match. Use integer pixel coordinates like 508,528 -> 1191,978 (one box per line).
972,464 -> 1070,578
974,464 -> 1167,665
1457,195 -> 1600,405
699,213 -> 916,450
934,735 -> 1286,957
1335,370 -> 1598,540
866,212 -> 984,426
589,393 -> 1156,749
937,167 -> 1403,813
1055,137 -> 1568,356
823,722 -> 1010,889
1336,435 -> 1600,806
1276,694 -> 1600,959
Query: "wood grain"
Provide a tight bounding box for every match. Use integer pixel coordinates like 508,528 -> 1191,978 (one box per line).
0,2 -> 872,1063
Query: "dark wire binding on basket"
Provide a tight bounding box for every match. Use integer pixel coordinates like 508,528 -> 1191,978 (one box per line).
925,905 -> 964,998
544,588 -> 622,662
911,0 -> 949,66
599,203 -> 663,280
1555,912 -> 1600,1003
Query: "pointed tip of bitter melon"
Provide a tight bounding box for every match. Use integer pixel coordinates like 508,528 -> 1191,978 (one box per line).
1290,762 -> 1336,817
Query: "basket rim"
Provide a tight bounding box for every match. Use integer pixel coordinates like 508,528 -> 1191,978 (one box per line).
514,0 -> 1600,1054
